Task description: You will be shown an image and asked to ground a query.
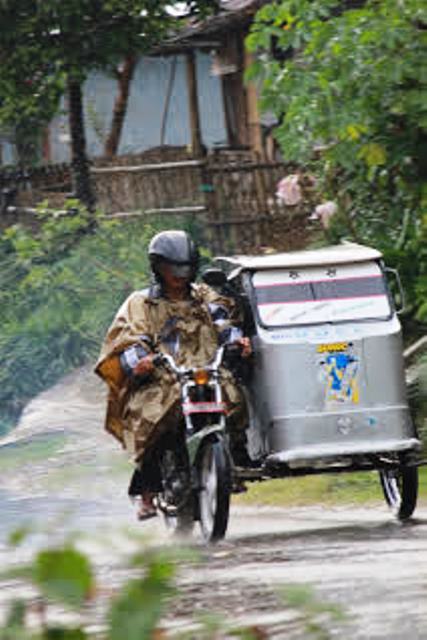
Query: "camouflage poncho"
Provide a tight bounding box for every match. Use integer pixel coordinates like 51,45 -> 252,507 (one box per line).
95,283 -> 245,461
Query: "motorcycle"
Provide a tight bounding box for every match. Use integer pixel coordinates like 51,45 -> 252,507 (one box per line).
152,344 -> 236,543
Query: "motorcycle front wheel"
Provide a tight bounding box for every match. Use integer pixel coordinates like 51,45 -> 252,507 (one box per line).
198,439 -> 231,543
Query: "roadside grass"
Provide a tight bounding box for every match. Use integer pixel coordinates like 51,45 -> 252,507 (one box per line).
235,467 -> 427,507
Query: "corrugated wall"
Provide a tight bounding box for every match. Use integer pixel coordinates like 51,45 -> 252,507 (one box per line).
48,52 -> 227,164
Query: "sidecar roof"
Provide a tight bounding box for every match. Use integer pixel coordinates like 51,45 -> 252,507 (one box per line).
213,242 -> 382,272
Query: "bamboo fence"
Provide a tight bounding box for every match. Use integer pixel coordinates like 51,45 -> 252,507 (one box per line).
1,152 -> 315,253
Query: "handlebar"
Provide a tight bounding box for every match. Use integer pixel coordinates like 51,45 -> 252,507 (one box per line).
153,344 -> 234,378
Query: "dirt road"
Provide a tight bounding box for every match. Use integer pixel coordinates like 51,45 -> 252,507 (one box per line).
1,368 -> 426,638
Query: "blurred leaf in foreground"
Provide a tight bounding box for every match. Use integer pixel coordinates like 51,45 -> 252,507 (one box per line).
7,524 -> 32,548
43,627 -> 88,639
108,553 -> 176,640
33,546 -> 94,608
0,600 -> 30,640
280,584 -> 347,639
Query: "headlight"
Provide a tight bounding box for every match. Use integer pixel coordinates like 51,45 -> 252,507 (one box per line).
193,369 -> 209,385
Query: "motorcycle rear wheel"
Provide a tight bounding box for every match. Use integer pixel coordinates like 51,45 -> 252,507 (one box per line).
198,439 -> 231,543
159,446 -> 194,535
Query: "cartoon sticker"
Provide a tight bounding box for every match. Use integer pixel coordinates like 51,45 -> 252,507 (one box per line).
319,343 -> 359,405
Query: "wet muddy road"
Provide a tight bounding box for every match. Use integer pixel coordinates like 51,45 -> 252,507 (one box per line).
1,368 -> 427,638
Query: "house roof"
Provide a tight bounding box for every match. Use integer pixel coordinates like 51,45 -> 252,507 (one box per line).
213,243 -> 383,272
155,0 -> 269,54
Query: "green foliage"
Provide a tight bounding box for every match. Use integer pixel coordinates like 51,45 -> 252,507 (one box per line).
0,542 -> 177,639
248,0 -> 427,325
0,0 -> 216,163
33,547 -> 94,609
43,629 -> 88,639
280,584 -> 346,640
0,600 -> 30,640
7,524 -> 32,549
0,1 -> 65,163
0,202 -> 200,434
2,545 -> 93,610
108,556 -> 176,640
0,534 -> 347,640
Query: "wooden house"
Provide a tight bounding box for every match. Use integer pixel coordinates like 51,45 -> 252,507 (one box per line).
1,1 -> 315,255
153,0 -> 274,159
1,0 -> 273,166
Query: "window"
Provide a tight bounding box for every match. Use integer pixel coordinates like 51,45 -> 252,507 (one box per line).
252,261 -> 391,327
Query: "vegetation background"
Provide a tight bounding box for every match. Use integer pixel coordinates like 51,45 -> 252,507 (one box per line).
0,206 -> 208,435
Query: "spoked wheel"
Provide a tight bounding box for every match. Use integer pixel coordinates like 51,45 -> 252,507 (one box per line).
198,439 -> 231,543
379,464 -> 418,521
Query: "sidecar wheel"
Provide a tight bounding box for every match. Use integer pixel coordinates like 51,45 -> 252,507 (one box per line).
379,464 -> 418,520
198,440 -> 231,543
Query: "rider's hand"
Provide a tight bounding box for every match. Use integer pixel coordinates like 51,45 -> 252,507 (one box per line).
133,353 -> 155,376
235,336 -> 252,358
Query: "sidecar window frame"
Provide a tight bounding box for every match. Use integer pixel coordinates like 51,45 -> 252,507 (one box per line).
242,261 -> 394,330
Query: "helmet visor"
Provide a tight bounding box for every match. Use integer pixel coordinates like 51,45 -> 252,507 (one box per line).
169,263 -> 193,278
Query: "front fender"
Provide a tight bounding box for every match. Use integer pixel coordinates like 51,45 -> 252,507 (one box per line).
187,424 -> 225,466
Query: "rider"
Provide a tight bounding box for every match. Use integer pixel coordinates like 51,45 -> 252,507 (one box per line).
95,230 -> 252,519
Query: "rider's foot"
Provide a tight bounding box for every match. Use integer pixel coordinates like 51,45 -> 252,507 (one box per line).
136,492 -> 157,521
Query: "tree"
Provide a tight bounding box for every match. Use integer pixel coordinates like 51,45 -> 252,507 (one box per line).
103,0 -> 218,158
0,0 -> 174,209
0,6 -> 64,166
0,0 -> 216,209
247,0 -> 427,322
104,54 -> 138,159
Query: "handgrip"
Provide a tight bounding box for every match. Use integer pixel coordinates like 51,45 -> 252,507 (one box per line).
152,353 -> 165,367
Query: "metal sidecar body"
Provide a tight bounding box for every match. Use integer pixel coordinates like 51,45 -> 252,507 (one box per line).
211,242 -> 421,520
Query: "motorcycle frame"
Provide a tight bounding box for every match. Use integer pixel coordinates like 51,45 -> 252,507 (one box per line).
182,372 -> 227,466
156,348 -> 230,469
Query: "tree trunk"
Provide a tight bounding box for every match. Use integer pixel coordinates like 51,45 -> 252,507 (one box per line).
185,51 -> 204,157
244,49 -> 264,159
104,55 -> 137,158
220,32 -> 248,148
67,74 -> 96,211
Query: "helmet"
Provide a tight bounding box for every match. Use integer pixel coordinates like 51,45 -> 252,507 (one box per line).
148,230 -> 199,279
